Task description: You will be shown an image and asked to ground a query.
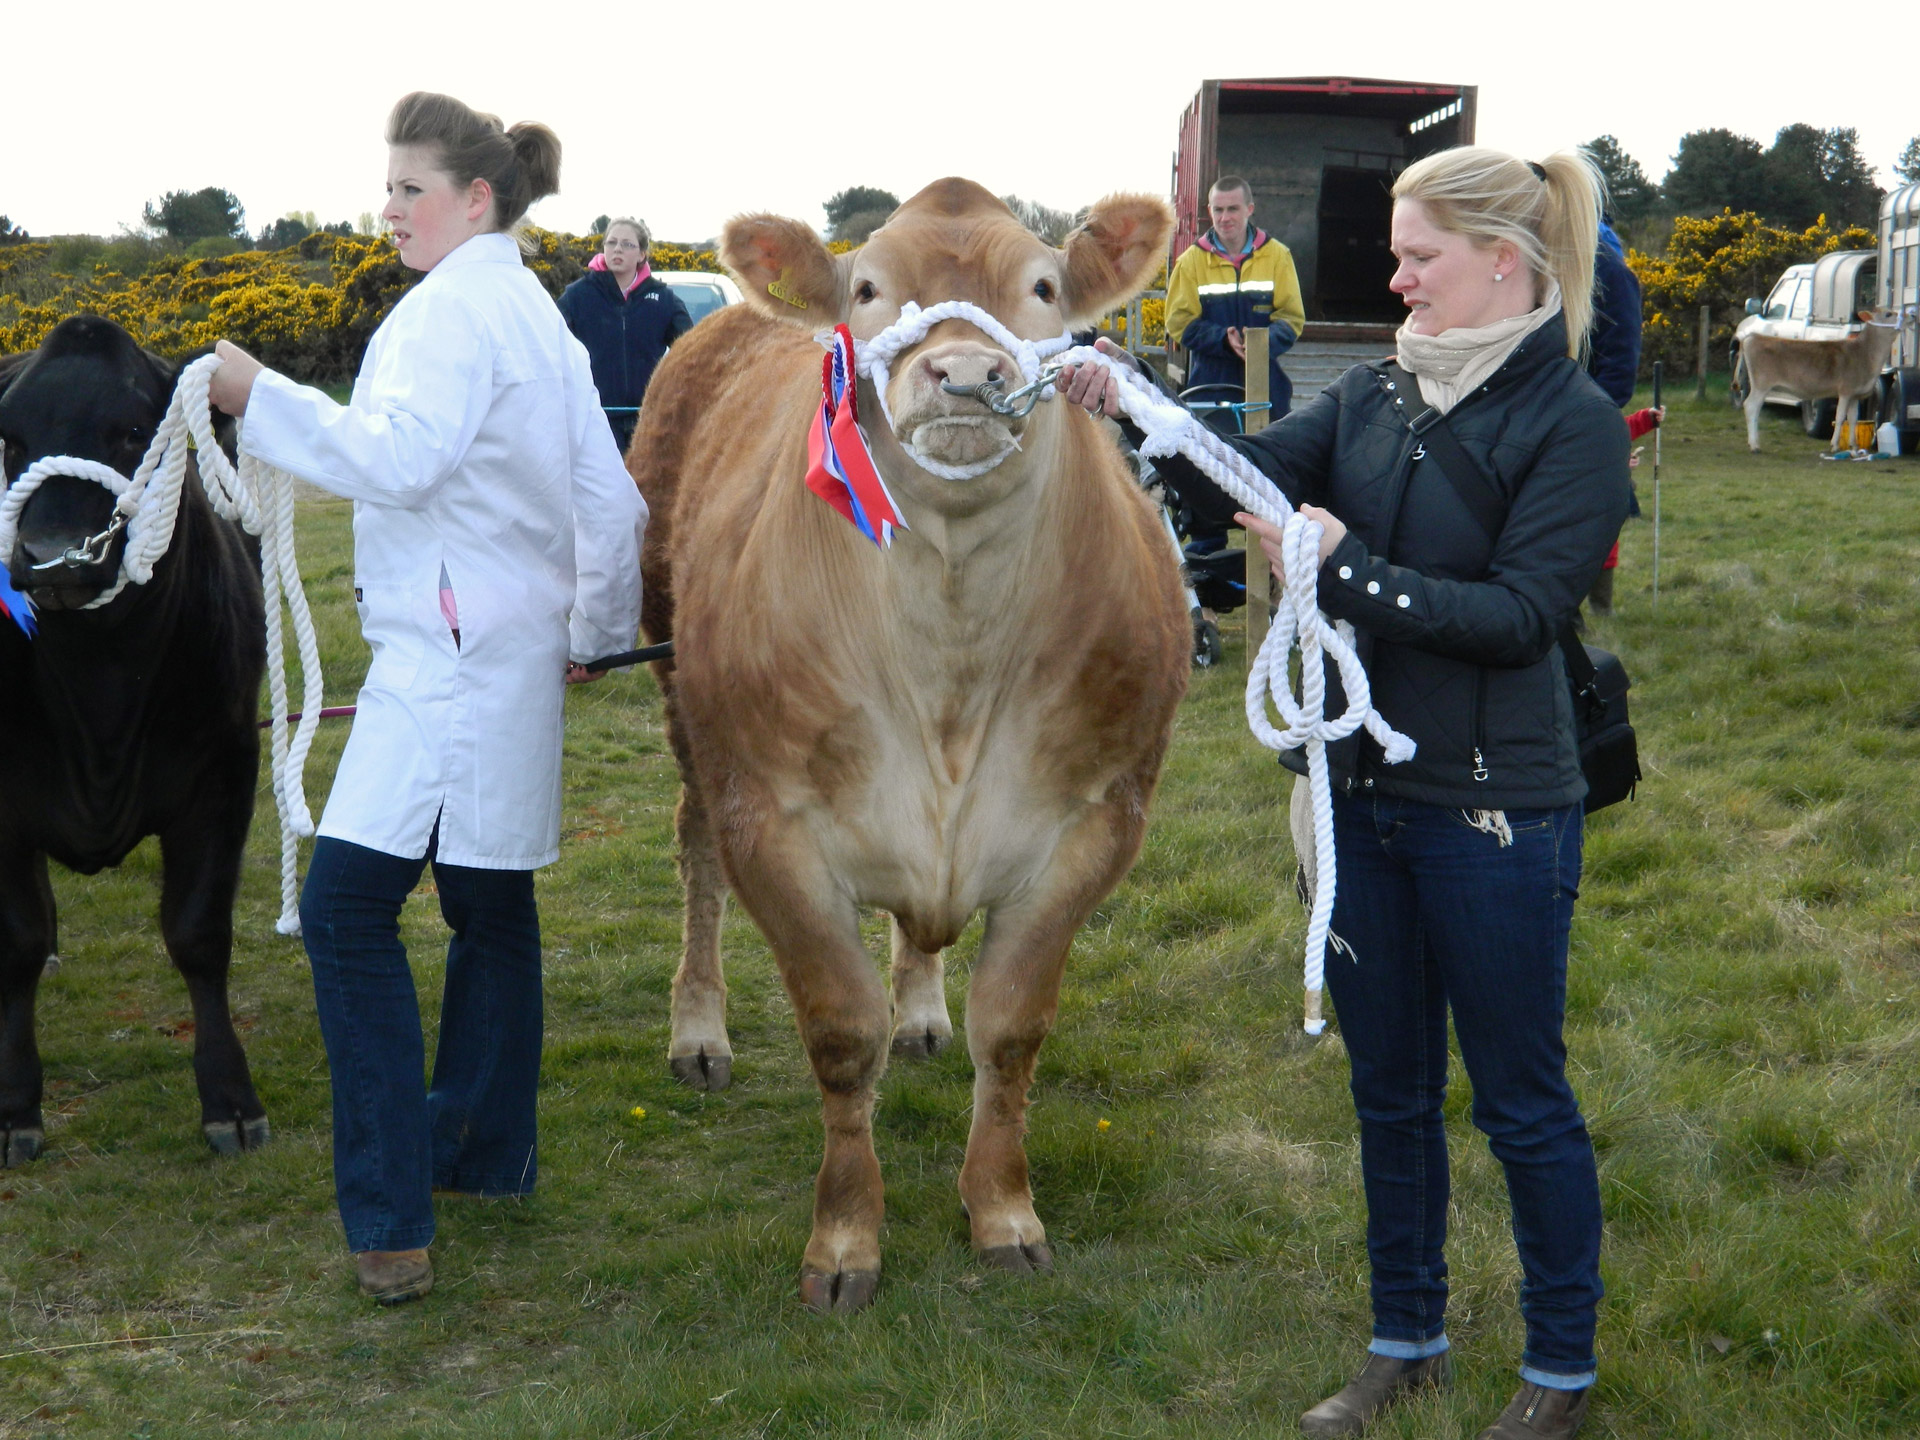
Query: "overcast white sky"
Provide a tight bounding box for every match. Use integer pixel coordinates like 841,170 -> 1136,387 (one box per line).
7,1 -> 1910,243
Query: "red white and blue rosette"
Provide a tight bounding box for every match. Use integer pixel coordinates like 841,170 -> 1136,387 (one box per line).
805,324 -> 906,549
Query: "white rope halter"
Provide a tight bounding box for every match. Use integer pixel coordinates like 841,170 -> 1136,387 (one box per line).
840,300 -> 1077,480
0,355 -> 323,936
837,298 -> 1416,1031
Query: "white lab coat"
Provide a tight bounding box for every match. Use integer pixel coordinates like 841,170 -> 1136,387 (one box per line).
242,233 -> 645,869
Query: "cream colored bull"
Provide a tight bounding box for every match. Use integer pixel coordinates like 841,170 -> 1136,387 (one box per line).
1740,308 -> 1910,452
628,179 -> 1187,1311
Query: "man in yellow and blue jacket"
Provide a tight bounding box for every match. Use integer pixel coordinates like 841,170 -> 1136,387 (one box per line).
1165,176 -> 1306,417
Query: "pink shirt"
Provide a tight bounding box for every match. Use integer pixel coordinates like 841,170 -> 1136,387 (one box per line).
587,252 -> 650,296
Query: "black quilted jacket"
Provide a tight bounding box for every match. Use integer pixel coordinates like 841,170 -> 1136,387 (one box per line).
1151,311 -> 1632,808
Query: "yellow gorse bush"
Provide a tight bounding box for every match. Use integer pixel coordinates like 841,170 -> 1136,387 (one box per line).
0,233 -> 418,381
1627,210 -> 1876,378
0,228 -> 738,382
1092,265 -> 1168,349
1,227 -> 1165,378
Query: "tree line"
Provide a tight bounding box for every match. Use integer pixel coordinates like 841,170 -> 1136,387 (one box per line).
1590,126 -> 1916,236
0,188 -> 369,257
8,131 -> 1915,277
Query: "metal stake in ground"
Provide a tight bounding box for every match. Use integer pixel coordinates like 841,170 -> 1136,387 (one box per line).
1652,360 -> 1663,617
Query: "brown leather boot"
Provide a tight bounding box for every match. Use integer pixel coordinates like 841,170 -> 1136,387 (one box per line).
1476,1382 -> 1590,1439
1300,1351 -> 1452,1437
355,1248 -> 433,1305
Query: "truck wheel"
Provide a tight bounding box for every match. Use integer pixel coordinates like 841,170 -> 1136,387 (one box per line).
1802,397 -> 1837,440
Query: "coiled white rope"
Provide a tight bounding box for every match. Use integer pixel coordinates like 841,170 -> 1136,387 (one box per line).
841,305 -> 1415,1032
0,355 -> 322,936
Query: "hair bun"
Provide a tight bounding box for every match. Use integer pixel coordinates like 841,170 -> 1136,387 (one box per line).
507,121 -> 562,206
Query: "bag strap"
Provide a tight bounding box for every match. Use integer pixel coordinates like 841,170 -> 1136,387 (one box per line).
1380,363 -> 1600,701
1382,363 -> 1508,541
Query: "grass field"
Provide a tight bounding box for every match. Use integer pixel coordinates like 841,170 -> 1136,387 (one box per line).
3,391 -> 1918,1438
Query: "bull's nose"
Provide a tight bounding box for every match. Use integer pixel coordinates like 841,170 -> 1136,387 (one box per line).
920,344 -> 1010,392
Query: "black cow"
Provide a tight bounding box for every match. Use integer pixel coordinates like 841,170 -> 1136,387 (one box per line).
0,316 -> 270,1165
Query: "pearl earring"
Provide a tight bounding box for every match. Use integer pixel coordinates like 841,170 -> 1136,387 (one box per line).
1493,272 -> 1505,282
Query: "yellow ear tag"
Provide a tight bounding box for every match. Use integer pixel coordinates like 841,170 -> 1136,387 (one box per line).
767,275 -> 809,310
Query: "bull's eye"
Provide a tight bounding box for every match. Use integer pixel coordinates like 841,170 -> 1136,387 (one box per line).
1034,279 -> 1056,303
854,280 -> 876,304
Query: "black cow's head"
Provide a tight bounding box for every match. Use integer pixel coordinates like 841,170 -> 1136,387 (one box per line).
0,317 -> 194,612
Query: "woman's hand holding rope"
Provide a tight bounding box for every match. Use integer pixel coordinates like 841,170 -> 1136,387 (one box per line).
1237,507 -> 1345,580
209,341 -> 263,418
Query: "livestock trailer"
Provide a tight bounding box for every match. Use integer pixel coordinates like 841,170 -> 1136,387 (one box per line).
1170,76 -> 1477,325
1880,181 -> 1920,448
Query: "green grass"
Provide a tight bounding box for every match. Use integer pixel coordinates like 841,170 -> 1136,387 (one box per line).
4,396 -> 1920,1437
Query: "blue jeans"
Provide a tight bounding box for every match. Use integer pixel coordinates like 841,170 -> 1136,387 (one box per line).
300,834 -> 543,1253
1322,790 -> 1601,1389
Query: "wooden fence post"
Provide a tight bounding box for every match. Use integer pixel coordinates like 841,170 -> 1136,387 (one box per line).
1243,328 -> 1271,661
1696,304 -> 1711,400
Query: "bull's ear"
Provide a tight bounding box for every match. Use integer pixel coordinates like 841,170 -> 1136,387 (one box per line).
0,349 -> 32,396
1060,193 -> 1174,325
720,214 -> 848,324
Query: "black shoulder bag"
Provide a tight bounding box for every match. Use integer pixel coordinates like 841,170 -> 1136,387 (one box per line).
1381,365 -> 1640,813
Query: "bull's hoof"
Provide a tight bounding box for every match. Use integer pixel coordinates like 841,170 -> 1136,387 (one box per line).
890,1027 -> 950,1060
799,1266 -> 879,1314
203,1116 -> 272,1155
979,1241 -> 1054,1276
670,1050 -> 732,1092
1,1126 -> 44,1167
41,954 -> 60,979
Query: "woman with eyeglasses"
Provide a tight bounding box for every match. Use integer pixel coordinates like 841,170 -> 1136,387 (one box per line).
558,217 -> 692,454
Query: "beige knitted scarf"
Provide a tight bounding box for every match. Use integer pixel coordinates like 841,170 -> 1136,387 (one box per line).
1394,284 -> 1563,414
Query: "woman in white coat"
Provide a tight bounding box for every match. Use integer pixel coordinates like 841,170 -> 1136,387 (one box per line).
209,91 -> 645,1305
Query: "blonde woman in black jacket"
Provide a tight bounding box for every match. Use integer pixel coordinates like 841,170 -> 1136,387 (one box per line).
1063,148 -> 1629,1440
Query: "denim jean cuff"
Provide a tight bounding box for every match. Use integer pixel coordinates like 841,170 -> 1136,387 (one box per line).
1519,1363 -> 1595,1391
345,1221 -> 435,1254
433,1169 -> 536,1197
1370,1334 -> 1450,1361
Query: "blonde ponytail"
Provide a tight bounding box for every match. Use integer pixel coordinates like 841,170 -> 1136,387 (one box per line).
1393,146 -> 1605,358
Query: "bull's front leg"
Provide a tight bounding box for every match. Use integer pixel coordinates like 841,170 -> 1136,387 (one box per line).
961,810 -> 1145,1274
0,841 -> 55,1166
728,831 -> 891,1313
959,900 -> 1074,1274
159,796 -> 268,1155
888,919 -> 952,1058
